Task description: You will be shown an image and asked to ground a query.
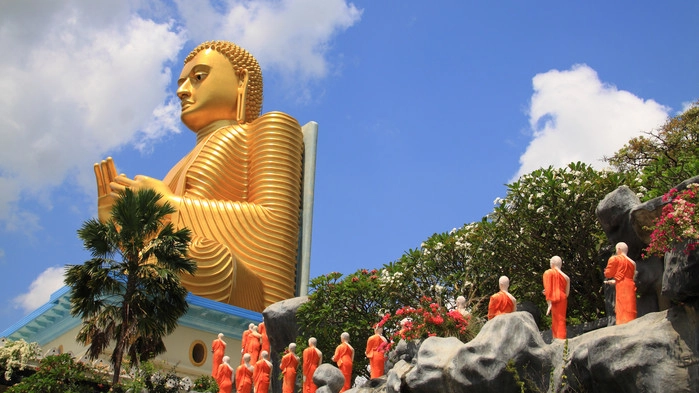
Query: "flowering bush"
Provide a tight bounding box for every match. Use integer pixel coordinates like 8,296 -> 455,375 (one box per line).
191,375 -> 218,392
376,296 -> 478,351
0,339 -> 41,381
646,183 -> 699,256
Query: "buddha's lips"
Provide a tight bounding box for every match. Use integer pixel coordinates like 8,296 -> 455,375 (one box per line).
181,101 -> 194,109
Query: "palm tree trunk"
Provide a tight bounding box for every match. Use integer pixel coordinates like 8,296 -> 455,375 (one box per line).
112,273 -> 136,386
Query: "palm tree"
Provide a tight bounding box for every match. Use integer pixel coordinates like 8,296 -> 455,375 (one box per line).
65,188 -> 196,386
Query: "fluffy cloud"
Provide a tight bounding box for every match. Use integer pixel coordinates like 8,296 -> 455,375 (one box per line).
514,64 -> 670,180
13,266 -> 67,314
0,0 -> 361,233
0,2 -> 185,231
175,0 -> 362,81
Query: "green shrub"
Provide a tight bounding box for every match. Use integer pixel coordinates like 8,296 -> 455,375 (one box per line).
6,354 -> 108,393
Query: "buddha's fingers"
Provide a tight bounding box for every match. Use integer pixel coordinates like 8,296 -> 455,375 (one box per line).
94,157 -> 117,196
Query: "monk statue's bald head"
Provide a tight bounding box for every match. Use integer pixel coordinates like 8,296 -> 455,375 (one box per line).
615,242 -> 628,255
550,255 -> 563,269
498,275 -> 510,291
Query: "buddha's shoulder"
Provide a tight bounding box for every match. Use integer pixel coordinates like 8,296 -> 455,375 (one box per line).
250,111 -> 303,132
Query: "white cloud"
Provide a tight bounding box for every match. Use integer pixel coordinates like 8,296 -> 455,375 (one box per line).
13,266 -> 67,314
175,0 -> 362,81
0,0 -> 361,233
0,2 -> 186,231
513,64 -> 670,180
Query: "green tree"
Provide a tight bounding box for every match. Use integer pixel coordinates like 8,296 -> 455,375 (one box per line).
606,102 -> 699,199
486,162 -> 639,322
65,188 -> 196,386
296,269 -> 390,379
377,221 -> 496,315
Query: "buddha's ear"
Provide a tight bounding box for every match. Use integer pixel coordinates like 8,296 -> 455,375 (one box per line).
237,69 -> 249,123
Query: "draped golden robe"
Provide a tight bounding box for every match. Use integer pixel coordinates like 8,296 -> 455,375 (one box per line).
164,112 -> 304,311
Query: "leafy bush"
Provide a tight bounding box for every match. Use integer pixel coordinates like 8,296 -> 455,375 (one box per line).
6,353 -> 108,393
192,375 -> 218,392
487,163 -> 639,322
296,269 -> 390,379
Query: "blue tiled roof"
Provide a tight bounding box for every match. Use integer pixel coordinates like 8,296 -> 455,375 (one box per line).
1,286 -> 263,345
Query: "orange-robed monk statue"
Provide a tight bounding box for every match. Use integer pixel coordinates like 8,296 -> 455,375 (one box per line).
93,41 -> 304,312
543,256 -> 570,339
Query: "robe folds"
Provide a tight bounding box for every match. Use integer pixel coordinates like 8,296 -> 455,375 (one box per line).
605,254 -> 637,324
235,364 -> 253,393
245,334 -> 261,363
487,291 -> 516,320
211,339 -> 226,378
216,364 -> 233,393
303,347 -> 321,393
543,268 -> 569,339
164,112 -> 304,311
253,359 -> 272,393
259,322 -> 271,353
281,351 -> 299,393
333,343 -> 353,392
365,334 -> 387,378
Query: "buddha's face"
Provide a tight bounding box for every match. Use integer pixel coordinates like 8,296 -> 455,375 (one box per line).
177,49 -> 241,131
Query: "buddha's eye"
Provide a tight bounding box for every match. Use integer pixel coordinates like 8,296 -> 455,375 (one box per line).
194,72 -> 208,81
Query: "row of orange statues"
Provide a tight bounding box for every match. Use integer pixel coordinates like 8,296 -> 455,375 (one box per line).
487,242 -> 638,340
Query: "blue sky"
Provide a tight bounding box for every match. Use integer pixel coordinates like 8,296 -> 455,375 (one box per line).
1,0 -> 697,332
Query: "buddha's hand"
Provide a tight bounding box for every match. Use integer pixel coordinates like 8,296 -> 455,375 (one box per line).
94,157 -> 118,222
111,174 -> 179,207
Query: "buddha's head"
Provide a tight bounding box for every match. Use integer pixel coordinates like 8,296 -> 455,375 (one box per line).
177,41 -> 263,131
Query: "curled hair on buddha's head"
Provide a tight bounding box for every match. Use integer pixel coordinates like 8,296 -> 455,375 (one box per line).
184,40 -> 263,123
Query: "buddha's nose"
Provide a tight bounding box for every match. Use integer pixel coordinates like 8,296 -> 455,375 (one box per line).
176,81 -> 191,99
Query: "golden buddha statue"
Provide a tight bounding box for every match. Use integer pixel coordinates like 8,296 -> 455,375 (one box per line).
94,41 -> 304,312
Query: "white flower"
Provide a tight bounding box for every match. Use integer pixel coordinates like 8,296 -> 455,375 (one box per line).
180,377 -> 193,391
166,379 -> 177,389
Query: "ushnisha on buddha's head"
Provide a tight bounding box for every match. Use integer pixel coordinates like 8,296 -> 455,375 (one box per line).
176,41 -> 263,131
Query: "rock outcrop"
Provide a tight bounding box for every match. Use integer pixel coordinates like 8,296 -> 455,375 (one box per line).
262,296 -> 308,393
348,305 -> 699,393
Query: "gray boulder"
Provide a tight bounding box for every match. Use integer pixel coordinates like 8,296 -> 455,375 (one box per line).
663,244 -> 699,302
314,363 -> 345,393
262,296 -> 308,393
